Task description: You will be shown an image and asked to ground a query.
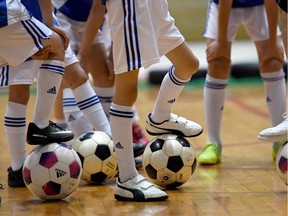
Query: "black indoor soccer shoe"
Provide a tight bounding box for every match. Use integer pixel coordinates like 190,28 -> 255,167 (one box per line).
0,183 -> 3,203
26,121 -> 74,145
7,167 -> 25,187
133,143 -> 146,158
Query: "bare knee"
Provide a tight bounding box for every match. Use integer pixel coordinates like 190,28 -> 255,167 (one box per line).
207,57 -> 231,79
9,85 -> 30,105
260,58 -> 284,72
41,32 -> 65,61
63,63 -> 89,89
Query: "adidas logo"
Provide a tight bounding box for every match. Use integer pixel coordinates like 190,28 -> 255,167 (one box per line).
68,114 -> 76,122
47,86 -> 57,94
115,142 -> 124,149
266,96 -> 272,102
167,98 -> 176,104
55,168 -> 67,178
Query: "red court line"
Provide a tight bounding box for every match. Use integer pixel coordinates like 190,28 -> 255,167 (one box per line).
228,96 -> 269,119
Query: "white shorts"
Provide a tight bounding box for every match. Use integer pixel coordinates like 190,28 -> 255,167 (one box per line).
54,11 -> 106,52
106,0 -> 184,74
0,16 -> 52,68
0,45 -> 78,88
203,2 -> 281,41
64,44 -> 79,67
0,61 -> 39,88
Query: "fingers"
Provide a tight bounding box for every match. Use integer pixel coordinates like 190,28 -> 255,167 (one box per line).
31,46 -> 51,60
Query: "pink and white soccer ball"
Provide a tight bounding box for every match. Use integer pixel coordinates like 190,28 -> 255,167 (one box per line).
23,143 -> 82,200
275,142 -> 288,185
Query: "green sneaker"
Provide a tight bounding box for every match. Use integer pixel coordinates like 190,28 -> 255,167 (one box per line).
198,142 -> 222,165
272,140 -> 287,161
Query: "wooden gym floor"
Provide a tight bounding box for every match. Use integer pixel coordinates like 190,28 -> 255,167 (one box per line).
0,79 -> 287,216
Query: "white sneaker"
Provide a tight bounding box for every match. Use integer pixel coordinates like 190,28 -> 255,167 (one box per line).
146,113 -> 203,137
258,113 -> 288,142
114,175 -> 168,201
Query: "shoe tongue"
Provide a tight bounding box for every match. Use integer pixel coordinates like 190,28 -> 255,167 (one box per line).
132,175 -> 153,189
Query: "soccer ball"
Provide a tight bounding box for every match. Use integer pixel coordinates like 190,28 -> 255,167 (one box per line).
275,142 -> 288,185
23,143 -> 82,200
71,131 -> 118,184
142,134 -> 197,188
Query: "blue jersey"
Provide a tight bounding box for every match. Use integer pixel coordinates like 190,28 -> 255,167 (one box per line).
52,0 -> 93,22
0,0 -> 31,28
213,0 -> 264,8
21,0 -> 41,21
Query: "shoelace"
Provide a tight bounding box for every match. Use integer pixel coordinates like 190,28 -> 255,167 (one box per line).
49,121 -> 65,131
0,183 -> 4,190
282,112 -> 287,120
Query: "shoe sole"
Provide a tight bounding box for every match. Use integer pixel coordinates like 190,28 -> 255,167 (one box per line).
146,127 -> 203,138
258,134 -> 287,142
8,181 -> 26,187
27,135 -> 74,145
198,159 -> 221,165
114,194 -> 168,202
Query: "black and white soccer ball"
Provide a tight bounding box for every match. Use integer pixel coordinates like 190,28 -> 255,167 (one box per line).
23,143 -> 82,200
72,131 -> 118,184
275,142 -> 288,185
143,134 -> 197,188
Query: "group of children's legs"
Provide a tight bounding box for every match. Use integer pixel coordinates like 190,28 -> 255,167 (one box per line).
0,0 -> 287,203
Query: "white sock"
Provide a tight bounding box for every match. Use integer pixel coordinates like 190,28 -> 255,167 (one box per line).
5,102 -> 27,171
110,103 -> 138,182
204,75 -> 228,145
63,88 -> 93,139
33,60 -> 64,128
151,66 -> 190,122
132,105 -> 140,123
73,81 -> 111,136
261,70 -> 287,126
93,86 -> 114,119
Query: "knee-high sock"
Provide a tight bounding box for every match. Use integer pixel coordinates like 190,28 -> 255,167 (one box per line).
261,70 -> 287,126
151,66 -> 191,122
33,60 -> 64,128
5,102 -> 27,171
93,86 -> 114,120
63,88 -> 93,139
110,103 -> 138,182
73,81 -> 111,136
204,75 -> 228,145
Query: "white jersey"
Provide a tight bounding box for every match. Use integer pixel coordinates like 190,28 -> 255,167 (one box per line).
0,0 -> 31,28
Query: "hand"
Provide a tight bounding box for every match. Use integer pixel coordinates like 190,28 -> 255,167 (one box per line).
50,26 -> 70,50
31,46 -> 51,60
206,40 -> 230,63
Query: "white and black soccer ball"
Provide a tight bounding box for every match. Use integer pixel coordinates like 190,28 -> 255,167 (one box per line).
72,131 -> 118,184
23,143 -> 82,200
275,142 -> 288,185
143,134 -> 197,188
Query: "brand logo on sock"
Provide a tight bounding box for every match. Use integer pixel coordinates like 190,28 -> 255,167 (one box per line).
115,142 -> 124,149
55,168 -> 67,178
266,96 -> 272,103
68,114 -> 76,122
47,86 -> 57,94
167,98 -> 176,104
